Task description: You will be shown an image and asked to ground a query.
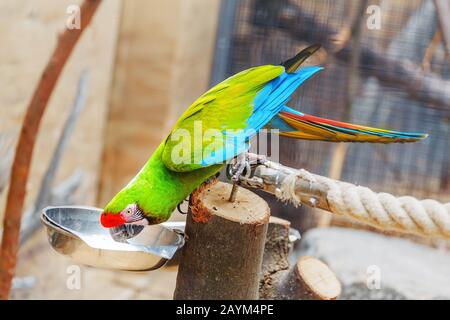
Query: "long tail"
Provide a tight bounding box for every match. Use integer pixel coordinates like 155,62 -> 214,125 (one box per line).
274,45 -> 427,143
273,107 -> 427,143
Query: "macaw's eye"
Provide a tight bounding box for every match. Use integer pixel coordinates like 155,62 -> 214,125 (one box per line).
126,208 -> 132,215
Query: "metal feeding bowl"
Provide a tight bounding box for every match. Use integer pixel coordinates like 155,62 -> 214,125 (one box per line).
41,206 -> 185,271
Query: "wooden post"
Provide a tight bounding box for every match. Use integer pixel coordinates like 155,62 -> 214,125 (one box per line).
174,182 -> 270,300
259,218 -> 341,300
259,217 -> 291,299
276,257 -> 341,300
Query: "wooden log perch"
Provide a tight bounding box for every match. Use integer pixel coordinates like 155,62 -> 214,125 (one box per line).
174,182 -> 270,300
259,217 -> 291,299
259,217 -> 341,300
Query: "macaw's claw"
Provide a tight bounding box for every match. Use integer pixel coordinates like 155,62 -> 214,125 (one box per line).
177,202 -> 188,215
227,152 -> 254,202
227,153 -> 251,182
176,196 -> 192,215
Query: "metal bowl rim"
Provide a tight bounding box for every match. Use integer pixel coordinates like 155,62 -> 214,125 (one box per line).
41,205 -> 103,239
40,205 -> 182,271
41,205 -> 186,250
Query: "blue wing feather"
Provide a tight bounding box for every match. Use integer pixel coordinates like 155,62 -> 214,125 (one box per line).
246,66 -> 323,132
201,67 -> 323,165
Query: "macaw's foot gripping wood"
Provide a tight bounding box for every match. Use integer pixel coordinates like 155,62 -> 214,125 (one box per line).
174,182 -> 270,300
259,217 -> 341,300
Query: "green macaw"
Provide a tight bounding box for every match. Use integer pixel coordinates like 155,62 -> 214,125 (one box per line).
100,44 -> 426,230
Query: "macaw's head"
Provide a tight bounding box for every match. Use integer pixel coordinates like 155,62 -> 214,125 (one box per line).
100,189 -> 165,241
100,203 -> 150,228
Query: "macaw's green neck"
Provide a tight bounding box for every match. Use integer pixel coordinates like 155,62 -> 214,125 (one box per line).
119,143 -> 223,221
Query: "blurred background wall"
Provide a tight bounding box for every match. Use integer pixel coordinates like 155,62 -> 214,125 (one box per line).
97,0 -> 220,206
0,0 -> 121,221
0,0 -> 220,299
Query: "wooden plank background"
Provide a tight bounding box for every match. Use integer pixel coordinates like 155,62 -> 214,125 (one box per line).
1,0 -> 220,299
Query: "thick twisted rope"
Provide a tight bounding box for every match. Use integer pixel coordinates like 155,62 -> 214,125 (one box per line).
238,159 -> 450,239
315,173 -> 450,238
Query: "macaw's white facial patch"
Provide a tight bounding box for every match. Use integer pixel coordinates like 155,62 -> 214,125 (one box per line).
121,204 -> 149,225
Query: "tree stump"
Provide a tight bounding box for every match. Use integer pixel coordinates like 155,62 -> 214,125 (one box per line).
259,217 -> 292,299
174,182 -> 270,300
259,218 -> 341,300
276,256 -> 341,300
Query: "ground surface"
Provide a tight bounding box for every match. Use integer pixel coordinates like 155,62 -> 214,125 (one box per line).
297,227 -> 450,299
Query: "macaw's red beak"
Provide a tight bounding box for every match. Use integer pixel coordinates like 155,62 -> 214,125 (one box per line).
100,212 -> 126,228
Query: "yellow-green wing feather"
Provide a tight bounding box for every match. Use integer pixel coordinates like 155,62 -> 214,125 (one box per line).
162,65 -> 284,172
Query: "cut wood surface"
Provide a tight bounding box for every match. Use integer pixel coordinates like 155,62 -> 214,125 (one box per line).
174,182 -> 270,300
259,217 -> 340,300
275,256 -> 341,300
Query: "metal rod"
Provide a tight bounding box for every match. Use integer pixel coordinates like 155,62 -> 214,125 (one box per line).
228,183 -> 239,202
